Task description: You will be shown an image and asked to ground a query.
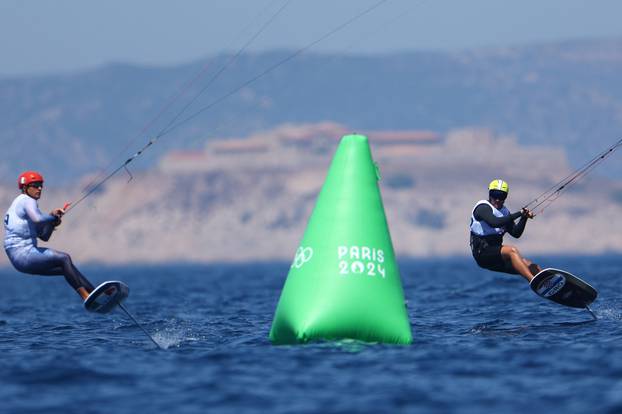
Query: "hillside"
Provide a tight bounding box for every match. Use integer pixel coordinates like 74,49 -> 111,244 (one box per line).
2,38 -> 622,183
1,124 -> 621,265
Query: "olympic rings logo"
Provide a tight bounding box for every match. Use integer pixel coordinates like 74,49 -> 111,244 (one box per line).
292,246 -> 313,269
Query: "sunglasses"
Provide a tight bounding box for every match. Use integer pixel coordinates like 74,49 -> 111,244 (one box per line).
489,190 -> 507,200
28,182 -> 43,189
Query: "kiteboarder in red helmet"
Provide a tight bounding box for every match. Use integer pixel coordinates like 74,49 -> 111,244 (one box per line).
4,171 -> 95,300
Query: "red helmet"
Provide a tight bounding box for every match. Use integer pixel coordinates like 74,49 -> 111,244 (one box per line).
18,171 -> 44,189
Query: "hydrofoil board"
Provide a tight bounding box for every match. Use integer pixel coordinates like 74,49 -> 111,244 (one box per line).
84,281 -> 130,314
529,268 -> 597,309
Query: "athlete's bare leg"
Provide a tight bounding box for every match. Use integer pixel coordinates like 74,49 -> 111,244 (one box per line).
500,245 -> 540,282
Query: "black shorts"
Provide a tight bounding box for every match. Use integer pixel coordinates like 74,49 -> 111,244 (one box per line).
471,236 -> 518,275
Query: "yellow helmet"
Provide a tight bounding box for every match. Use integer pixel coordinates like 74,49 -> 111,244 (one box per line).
488,179 -> 509,193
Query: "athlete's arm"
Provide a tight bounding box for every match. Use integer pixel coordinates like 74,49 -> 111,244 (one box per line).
473,204 -> 522,228
22,198 -> 57,241
507,211 -> 529,238
22,198 -> 56,225
38,222 -> 55,241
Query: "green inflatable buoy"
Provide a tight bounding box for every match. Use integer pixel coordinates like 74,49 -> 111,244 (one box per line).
269,134 -> 412,345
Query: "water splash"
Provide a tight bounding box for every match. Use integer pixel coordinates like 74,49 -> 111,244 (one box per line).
592,303 -> 622,320
151,319 -> 203,350
467,319 -> 506,335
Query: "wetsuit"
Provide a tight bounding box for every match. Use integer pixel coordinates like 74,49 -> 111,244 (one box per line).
4,194 -> 93,292
469,200 -> 528,274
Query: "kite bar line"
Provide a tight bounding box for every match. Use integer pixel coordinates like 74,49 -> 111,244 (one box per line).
64,0 -> 390,213
523,137 -> 622,216
117,302 -> 163,350
75,0 -> 293,206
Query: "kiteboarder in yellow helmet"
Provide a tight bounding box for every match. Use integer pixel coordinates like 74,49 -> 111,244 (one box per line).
469,179 -> 541,282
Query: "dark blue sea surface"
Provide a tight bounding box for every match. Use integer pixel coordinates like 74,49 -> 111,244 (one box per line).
1,256 -> 621,414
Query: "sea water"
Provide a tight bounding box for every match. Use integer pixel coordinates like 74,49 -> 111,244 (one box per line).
0,256 -> 621,414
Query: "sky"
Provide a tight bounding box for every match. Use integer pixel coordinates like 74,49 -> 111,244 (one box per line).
1,0 -> 622,77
